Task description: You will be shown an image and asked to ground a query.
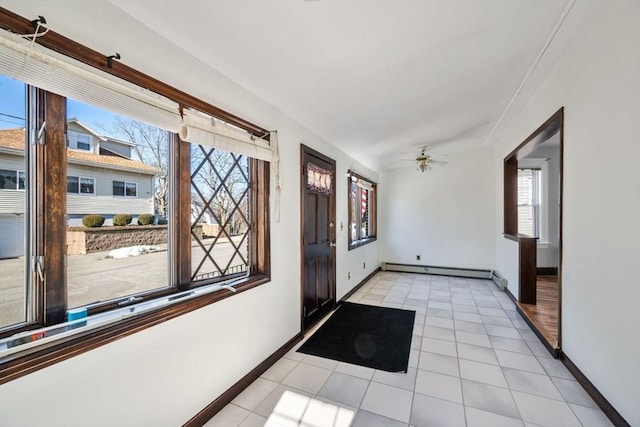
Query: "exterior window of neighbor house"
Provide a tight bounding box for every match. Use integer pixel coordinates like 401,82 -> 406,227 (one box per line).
66,176 -> 95,195
113,180 -> 138,197
348,170 -> 377,250
0,73 -> 27,330
0,169 -> 25,190
517,168 -> 541,237
67,130 -> 93,152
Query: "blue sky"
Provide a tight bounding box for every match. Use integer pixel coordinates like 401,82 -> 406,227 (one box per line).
0,75 -> 25,128
0,75 -> 125,134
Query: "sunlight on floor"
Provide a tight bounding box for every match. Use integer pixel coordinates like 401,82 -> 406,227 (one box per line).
266,390 -> 354,427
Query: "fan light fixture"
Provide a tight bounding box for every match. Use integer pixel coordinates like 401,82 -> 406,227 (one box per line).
415,149 -> 432,172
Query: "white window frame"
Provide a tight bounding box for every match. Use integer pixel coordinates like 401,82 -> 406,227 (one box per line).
0,169 -> 25,190
518,158 -> 550,245
112,180 -> 137,198
67,175 -> 96,195
67,130 -> 93,152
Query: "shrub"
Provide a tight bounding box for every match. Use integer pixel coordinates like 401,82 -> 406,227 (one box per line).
82,214 -> 105,228
138,213 -> 155,225
113,214 -> 133,226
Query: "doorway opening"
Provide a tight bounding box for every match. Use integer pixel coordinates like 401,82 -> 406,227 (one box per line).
504,108 -> 563,355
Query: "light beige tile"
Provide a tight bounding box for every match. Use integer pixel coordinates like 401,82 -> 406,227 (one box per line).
282,362 -> 332,394
411,394 -> 466,427
203,404 -> 250,427
360,382 -> 413,423
459,359 -> 508,388
415,369 -> 463,403
512,391 -> 581,427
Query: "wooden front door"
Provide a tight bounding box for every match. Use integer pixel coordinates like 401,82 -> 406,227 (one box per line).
301,145 -> 336,331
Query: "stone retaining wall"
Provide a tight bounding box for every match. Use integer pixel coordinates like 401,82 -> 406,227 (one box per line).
66,225 -> 204,255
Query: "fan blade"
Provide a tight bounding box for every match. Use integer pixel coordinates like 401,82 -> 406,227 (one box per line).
430,160 -> 448,165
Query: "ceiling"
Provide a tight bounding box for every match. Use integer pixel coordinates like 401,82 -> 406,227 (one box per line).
3,0 -> 572,170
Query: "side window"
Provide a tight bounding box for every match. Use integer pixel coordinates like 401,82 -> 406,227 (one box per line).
348,171 -> 377,250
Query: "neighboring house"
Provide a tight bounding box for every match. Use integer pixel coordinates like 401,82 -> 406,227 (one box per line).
0,120 -> 160,257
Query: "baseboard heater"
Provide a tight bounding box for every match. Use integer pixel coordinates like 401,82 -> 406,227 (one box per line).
381,262 -> 492,280
381,262 -> 507,291
490,270 -> 507,290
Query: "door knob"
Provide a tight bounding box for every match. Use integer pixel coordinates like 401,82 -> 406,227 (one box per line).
328,241 -> 336,248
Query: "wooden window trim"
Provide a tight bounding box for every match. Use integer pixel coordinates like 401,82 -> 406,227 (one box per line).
347,170 -> 377,250
503,108 -> 563,240
0,7 -> 271,384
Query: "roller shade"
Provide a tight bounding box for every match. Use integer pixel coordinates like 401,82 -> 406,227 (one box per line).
0,29 -> 181,132
179,108 -> 271,162
351,174 -> 374,191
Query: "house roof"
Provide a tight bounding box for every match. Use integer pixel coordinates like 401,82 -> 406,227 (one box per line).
0,128 -> 160,174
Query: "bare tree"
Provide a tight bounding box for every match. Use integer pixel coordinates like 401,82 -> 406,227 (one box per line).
100,119 -> 170,218
97,119 -> 247,233
190,146 -> 249,235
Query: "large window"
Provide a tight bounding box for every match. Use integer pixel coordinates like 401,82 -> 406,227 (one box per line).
0,13 -> 271,383
348,170 -> 377,250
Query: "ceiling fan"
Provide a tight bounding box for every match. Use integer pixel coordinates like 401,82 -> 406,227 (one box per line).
402,146 -> 448,172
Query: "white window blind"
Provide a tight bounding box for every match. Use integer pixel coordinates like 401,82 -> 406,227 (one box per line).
179,108 -> 272,162
517,168 -> 540,237
0,29 -> 181,132
350,174 -> 374,191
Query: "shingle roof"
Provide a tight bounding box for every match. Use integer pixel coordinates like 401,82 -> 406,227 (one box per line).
0,128 -> 160,174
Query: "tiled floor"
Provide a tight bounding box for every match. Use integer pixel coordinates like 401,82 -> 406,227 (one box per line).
204,272 -> 613,427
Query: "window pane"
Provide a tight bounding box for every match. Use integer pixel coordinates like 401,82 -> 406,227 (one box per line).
0,74 -> 27,328
18,171 -> 25,190
125,182 -> 137,197
349,182 -> 357,241
0,169 -> 18,190
517,168 -> 535,236
361,189 -> 369,238
112,180 -> 125,196
190,145 -> 249,282
76,134 -> 91,151
66,99 -> 171,309
67,176 -> 79,193
79,177 -> 94,194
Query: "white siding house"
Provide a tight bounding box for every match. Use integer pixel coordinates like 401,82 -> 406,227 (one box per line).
0,124 -> 160,257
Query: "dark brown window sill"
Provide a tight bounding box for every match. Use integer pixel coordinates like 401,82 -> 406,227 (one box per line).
0,274 -> 269,386
348,236 -> 377,251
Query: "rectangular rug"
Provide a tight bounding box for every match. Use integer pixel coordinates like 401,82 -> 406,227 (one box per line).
297,302 -> 415,372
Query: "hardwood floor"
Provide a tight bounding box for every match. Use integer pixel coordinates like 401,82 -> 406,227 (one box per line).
518,275 -> 559,350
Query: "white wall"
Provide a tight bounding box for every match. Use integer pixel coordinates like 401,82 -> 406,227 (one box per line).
493,2 -> 640,424
379,145 -> 496,270
0,19 -> 378,427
